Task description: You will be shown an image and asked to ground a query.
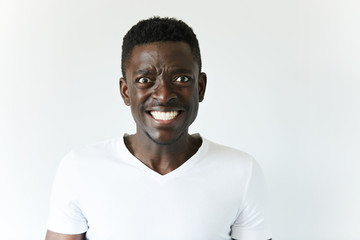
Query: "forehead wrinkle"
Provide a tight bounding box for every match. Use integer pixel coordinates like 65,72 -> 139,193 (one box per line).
133,59 -> 191,76
133,65 -> 162,76
128,42 -> 198,77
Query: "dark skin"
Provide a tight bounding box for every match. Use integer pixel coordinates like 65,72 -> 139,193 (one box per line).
119,41 -> 207,175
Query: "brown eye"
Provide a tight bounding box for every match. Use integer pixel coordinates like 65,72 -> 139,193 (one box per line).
136,77 -> 152,84
174,76 -> 190,82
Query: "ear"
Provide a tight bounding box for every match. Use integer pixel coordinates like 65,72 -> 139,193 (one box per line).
119,77 -> 130,106
198,72 -> 207,102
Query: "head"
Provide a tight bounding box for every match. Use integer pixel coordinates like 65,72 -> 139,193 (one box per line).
121,17 -> 202,79
119,17 -> 206,145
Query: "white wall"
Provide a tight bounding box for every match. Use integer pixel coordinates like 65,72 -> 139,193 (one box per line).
1,0 -> 359,239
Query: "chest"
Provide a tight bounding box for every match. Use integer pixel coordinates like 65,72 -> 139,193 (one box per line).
78,168 -> 243,240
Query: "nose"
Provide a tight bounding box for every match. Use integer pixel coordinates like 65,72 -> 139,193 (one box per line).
152,79 -> 177,103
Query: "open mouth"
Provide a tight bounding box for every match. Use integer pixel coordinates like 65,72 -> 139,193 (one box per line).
148,111 -> 182,121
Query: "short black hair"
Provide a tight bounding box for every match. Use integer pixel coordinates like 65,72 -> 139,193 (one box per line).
121,17 -> 201,78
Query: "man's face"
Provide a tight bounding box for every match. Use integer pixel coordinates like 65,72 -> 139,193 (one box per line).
120,41 -> 206,145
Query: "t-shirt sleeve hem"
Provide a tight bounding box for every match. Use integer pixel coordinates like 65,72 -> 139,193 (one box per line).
231,228 -> 271,240
47,220 -> 88,235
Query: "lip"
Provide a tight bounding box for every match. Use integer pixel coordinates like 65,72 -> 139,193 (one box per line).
146,105 -> 184,111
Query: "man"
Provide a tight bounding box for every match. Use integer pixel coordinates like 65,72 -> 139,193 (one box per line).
45,17 -> 271,240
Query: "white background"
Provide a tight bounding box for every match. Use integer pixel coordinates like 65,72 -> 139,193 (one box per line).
1,0 -> 359,239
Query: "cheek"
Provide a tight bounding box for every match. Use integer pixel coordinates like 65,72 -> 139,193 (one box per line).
129,88 -> 148,103
189,88 -> 200,104
129,89 -> 152,118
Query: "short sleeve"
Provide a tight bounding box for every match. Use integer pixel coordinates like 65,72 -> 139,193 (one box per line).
231,159 -> 271,240
46,152 -> 89,234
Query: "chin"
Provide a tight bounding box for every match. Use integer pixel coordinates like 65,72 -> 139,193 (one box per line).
145,131 -> 185,146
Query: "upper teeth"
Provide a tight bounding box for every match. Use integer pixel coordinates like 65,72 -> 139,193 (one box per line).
151,111 -> 179,120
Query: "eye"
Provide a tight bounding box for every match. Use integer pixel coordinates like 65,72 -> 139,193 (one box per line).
136,77 -> 152,84
174,76 -> 190,82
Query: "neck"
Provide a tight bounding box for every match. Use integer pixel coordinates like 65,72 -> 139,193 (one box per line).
124,131 -> 202,175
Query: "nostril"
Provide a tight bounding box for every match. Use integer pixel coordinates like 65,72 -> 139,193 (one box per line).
152,85 -> 177,102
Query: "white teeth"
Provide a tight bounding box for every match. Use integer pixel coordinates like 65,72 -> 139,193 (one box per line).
150,111 -> 179,120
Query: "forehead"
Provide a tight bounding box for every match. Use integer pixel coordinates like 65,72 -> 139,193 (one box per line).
126,41 -> 198,74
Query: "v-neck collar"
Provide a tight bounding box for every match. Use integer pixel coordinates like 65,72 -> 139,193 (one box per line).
117,134 -> 209,182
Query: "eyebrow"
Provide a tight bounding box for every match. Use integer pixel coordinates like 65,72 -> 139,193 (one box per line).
133,69 -> 154,75
171,68 -> 192,74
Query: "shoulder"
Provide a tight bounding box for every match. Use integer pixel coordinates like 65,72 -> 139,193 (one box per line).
200,137 -> 259,176
58,137 -> 123,173
202,138 -> 255,165
66,137 -> 121,161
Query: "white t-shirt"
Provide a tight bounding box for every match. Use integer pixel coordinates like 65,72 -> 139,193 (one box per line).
47,136 -> 271,240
